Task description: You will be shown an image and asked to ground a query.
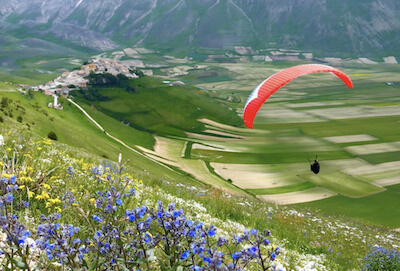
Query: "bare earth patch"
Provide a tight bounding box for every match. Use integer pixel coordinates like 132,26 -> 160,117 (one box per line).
251,107 -> 325,124
373,176 -> 400,187
286,102 -> 344,108
345,141 -> 400,155
258,187 -> 337,205
211,163 -> 300,189
202,129 -> 244,139
305,105 -> 400,119
324,134 -> 378,143
342,161 -> 400,175
198,118 -> 269,135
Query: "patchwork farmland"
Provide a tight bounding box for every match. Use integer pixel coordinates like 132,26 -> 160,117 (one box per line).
137,62 -> 400,227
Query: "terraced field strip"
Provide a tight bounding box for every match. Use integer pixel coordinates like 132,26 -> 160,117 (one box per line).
323,134 -> 378,143
211,163 -> 308,189
246,182 -> 316,195
298,171 -> 384,198
138,136 -> 246,195
345,141 -> 400,155
257,187 -> 337,205
305,105 -> 400,119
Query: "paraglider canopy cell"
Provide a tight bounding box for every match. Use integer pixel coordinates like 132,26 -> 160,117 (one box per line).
243,64 -> 353,129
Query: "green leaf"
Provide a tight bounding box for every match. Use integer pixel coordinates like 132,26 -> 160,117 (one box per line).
88,257 -> 99,271
10,258 -> 27,269
115,257 -> 135,271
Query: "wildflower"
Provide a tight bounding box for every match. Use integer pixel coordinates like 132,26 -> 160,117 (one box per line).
4,193 -> 14,203
35,191 -> 50,200
180,250 -> 191,260
207,226 -> 216,237
92,215 -> 102,222
67,166 -> 74,177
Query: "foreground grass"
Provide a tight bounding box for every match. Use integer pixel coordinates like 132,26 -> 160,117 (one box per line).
0,122 -> 399,270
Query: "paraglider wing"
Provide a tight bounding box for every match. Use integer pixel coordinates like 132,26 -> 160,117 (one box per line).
243,64 -> 353,129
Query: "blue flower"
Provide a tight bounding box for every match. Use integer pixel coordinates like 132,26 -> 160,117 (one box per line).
92,215 -> 102,222
250,229 -> 258,235
5,193 -> 14,203
263,239 -> 270,245
116,199 -> 123,206
270,252 -> 276,261
232,251 -> 241,260
180,250 -> 190,260
173,210 -> 180,218
208,228 -> 216,237
188,230 -> 196,238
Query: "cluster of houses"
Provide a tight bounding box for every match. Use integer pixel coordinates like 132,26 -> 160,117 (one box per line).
20,58 -> 139,110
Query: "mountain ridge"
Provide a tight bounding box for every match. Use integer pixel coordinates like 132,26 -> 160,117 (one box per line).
1,0 -> 400,58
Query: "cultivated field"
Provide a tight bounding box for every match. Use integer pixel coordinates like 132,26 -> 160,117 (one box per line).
138,61 -> 400,227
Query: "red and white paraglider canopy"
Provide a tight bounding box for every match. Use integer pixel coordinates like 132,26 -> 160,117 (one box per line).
243,64 -> 353,129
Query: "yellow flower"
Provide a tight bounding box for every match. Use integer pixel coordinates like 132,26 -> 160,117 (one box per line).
72,203 -> 79,207
82,163 -> 91,171
43,139 -> 52,145
28,191 -> 35,198
55,207 -> 62,212
37,147 -> 42,151
42,183 -> 51,189
89,198 -> 96,206
6,148 -> 11,152
0,161 -> 3,167
19,185 -> 25,190
20,176 -> 33,183
1,173 -> 11,179
35,191 -> 50,200
46,198 -> 61,207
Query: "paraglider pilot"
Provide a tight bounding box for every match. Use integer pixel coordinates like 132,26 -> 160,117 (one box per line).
309,155 -> 320,174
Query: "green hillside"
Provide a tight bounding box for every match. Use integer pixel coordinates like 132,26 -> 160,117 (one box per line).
71,76 -> 243,138
1,84 -> 400,270
0,90 -> 204,189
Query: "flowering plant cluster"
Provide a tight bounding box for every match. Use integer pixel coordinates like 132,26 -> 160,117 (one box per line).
361,246 -> 400,271
0,139 -> 281,271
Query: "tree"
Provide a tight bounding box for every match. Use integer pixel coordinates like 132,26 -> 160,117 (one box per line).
1,97 -> 8,108
47,131 -> 58,141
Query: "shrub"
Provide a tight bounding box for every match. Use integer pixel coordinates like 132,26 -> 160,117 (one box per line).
47,131 -> 58,140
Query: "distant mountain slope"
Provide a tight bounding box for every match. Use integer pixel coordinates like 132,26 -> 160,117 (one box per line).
1,0 -> 400,57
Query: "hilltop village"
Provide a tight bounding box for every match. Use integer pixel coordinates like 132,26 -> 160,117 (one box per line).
21,58 -> 139,109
